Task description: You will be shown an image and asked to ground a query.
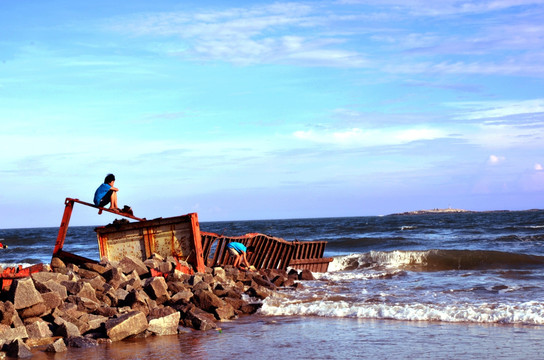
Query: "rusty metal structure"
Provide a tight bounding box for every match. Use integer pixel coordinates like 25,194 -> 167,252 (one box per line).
1,197 -> 333,289
54,198 -> 205,273
201,232 -> 332,272
94,214 -> 205,273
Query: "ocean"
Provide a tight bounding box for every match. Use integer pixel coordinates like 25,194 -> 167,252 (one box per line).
2,210 -> 544,359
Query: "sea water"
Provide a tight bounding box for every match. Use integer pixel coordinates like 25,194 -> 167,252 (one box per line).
2,210 -> 544,359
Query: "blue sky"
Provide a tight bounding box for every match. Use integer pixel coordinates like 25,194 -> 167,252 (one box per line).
2,0 -> 544,228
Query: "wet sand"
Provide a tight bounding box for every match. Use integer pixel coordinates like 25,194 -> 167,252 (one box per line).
28,315 -> 544,360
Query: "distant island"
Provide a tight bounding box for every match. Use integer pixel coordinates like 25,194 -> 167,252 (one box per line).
390,208 -> 542,216
390,208 -> 471,216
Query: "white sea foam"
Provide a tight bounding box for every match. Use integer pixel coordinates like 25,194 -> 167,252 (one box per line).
328,251 -> 428,272
260,296 -> 544,325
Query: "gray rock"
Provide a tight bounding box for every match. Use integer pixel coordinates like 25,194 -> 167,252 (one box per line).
9,277 -> 44,310
144,277 -> 170,304
65,336 -> 99,348
148,311 -> 180,336
105,311 -> 148,341
192,289 -> 225,312
45,338 -> 67,353
6,339 -> 33,359
25,320 -> 53,339
119,255 -> 149,276
1,326 -> 28,342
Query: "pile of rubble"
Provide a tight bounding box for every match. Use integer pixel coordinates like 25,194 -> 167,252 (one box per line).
0,255 -> 314,358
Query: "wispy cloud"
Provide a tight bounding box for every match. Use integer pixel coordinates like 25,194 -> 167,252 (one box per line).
105,3 -> 368,67
450,99 -> 544,120
293,126 -> 446,146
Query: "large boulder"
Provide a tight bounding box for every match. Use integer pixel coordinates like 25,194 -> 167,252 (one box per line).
105,311 -> 148,342
6,339 -> 33,358
25,320 -> 53,339
1,326 -> 28,342
9,277 -> 44,310
143,277 -> 170,304
45,338 -> 67,353
147,307 -> 180,336
119,255 -> 149,276
192,289 -> 224,313
34,279 -> 68,300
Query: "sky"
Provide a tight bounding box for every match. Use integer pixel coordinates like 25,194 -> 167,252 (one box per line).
1,0 -> 544,228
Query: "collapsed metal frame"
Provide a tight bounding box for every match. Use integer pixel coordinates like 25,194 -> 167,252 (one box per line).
201,232 -> 332,272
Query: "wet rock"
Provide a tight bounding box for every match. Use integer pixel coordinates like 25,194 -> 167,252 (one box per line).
105,311 -> 148,342
45,338 -> 67,353
223,297 -> 246,311
25,336 -> 61,348
54,321 -> 81,338
299,269 -> 315,281
65,336 -> 99,348
240,303 -> 262,314
147,307 -> 180,336
192,289 -> 224,313
249,273 -> 276,290
83,314 -> 108,333
245,284 -> 271,300
214,304 -> 235,320
288,269 -> 299,279
9,277 -> 44,310
6,339 -> 33,359
181,305 -> 217,331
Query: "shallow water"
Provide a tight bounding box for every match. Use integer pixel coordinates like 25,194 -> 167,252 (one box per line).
28,316 -> 544,360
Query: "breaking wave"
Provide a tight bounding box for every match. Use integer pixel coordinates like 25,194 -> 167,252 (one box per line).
260,298 -> 544,325
329,249 -> 544,272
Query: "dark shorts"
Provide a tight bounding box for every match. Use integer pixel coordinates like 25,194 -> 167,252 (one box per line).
98,190 -> 114,207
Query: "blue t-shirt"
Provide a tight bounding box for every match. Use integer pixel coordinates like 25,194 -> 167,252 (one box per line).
227,242 -> 247,254
93,183 -> 111,205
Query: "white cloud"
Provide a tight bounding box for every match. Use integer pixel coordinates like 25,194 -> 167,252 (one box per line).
535,163 -> 544,171
293,127 -> 445,146
452,99 -> 544,120
488,154 -> 506,165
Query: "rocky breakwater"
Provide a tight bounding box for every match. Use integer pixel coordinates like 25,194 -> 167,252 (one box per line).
0,254 -> 314,358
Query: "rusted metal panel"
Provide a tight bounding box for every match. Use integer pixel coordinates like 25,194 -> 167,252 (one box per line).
95,213 -> 205,272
